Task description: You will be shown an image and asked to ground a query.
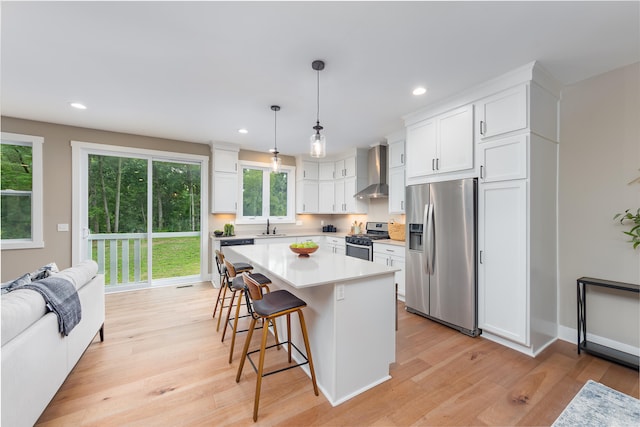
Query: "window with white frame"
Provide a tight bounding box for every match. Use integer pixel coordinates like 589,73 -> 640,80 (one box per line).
1,132 -> 44,249
238,161 -> 295,223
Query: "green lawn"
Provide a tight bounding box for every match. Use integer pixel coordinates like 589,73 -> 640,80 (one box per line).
93,236 -> 200,286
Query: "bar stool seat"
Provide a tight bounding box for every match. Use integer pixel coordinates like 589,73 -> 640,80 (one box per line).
236,272 -> 318,422
252,291 -> 306,317
231,262 -> 253,272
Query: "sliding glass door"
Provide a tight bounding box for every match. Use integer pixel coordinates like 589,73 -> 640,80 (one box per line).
73,142 -> 208,292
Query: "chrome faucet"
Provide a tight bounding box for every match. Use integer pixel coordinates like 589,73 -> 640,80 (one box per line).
266,218 -> 270,235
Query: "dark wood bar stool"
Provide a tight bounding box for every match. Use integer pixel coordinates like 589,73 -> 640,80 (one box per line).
236,272 -> 319,422
213,250 -> 252,332
223,259 -> 277,363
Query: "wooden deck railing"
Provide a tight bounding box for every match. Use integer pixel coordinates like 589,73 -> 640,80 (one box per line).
88,232 -> 199,286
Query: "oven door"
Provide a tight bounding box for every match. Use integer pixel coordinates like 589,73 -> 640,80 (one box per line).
345,243 -> 372,261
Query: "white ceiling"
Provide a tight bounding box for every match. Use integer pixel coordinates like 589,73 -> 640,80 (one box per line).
2,1 -> 639,157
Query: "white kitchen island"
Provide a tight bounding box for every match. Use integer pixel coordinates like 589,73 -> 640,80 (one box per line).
226,242 -> 398,406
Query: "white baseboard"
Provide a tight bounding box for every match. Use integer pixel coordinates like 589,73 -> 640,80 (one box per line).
558,325 -> 640,357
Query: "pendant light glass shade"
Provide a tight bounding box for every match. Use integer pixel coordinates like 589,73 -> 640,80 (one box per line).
310,127 -> 326,158
310,60 -> 327,158
270,105 -> 282,172
271,153 -> 282,172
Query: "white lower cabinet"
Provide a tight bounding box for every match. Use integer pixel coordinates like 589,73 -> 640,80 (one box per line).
254,237 -> 297,245
373,243 -> 406,300
325,236 -> 345,255
478,179 -> 528,345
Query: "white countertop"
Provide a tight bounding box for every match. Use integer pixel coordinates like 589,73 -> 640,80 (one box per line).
210,231 -> 347,241
226,243 -> 398,288
374,239 -> 405,247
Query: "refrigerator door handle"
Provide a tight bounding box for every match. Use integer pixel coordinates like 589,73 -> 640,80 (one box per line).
424,203 -> 435,275
422,203 -> 430,274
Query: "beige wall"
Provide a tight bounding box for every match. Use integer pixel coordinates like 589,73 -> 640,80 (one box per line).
0,117 -> 210,282
558,62 -> 640,347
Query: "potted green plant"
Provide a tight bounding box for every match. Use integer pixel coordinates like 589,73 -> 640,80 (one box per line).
614,208 -> 640,249
214,229 -> 223,237
223,223 -> 235,237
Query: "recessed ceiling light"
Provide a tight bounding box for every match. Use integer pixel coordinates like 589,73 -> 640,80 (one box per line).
70,102 -> 87,109
412,87 -> 427,96
238,128 -> 248,134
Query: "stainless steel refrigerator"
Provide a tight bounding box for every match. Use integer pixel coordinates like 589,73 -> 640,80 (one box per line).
405,178 -> 480,337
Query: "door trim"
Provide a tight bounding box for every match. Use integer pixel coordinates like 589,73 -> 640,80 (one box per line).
71,141 -> 209,283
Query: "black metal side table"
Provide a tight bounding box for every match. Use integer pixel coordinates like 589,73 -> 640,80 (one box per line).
577,277 -> 639,370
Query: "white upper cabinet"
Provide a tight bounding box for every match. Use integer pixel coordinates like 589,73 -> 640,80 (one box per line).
334,159 -> 345,179
389,167 -> 405,214
343,155 -> 357,178
296,179 -> 319,213
334,179 -> 346,212
477,85 -> 527,141
318,162 -> 335,180
214,148 -> 239,173
212,146 -> 239,213
343,177 -> 366,213
213,172 -> 238,213
318,181 -> 335,213
479,134 -> 528,183
406,104 -> 473,181
437,105 -> 474,174
298,161 -> 319,180
387,135 -> 406,214
406,118 -> 437,179
388,139 -> 405,168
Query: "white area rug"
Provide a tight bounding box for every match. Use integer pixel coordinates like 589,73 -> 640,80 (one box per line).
552,380 -> 640,426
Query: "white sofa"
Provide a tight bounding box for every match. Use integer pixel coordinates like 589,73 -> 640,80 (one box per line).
1,260 -> 105,427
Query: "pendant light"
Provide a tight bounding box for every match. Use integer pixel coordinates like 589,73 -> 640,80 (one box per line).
310,59 -> 326,158
270,105 -> 282,173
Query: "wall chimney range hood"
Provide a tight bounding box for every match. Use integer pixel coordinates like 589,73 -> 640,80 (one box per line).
355,144 -> 388,199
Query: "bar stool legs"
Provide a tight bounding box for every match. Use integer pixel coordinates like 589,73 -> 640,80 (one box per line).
228,287 -> 280,364
236,306 -> 318,422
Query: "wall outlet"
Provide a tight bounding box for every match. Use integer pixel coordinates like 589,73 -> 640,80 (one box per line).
57,223 -> 69,232
336,284 -> 345,301
321,220 -> 325,226
296,220 -> 303,226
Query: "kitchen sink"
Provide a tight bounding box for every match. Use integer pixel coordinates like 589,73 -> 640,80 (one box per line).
256,233 -> 287,237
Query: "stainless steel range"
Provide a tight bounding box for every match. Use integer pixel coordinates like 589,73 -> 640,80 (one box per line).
345,222 -> 390,261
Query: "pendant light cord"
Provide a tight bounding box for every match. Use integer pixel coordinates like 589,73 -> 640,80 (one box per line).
316,68 -> 320,124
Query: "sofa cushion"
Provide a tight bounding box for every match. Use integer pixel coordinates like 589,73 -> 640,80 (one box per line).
53,260 -> 99,290
0,260 -> 99,346
1,288 -> 48,346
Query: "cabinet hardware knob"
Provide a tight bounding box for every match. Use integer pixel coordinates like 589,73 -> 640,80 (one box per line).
479,250 -> 483,264
432,159 -> 435,171
480,120 -> 485,135
401,154 -> 404,165
480,165 -> 484,179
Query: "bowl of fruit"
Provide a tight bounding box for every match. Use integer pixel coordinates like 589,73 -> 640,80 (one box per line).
289,240 -> 319,257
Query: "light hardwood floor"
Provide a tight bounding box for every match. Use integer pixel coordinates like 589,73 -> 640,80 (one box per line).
37,282 -> 639,426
